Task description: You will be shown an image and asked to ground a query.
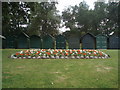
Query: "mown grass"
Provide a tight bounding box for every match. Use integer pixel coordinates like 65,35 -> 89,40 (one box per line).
2,49 -> 118,88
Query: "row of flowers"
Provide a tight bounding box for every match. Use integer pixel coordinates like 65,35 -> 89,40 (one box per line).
11,49 -> 110,59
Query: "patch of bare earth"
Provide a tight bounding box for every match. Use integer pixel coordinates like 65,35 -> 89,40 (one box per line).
49,71 -> 62,74
3,72 -> 11,74
2,76 -> 11,79
54,75 -> 68,83
16,66 -> 25,69
95,65 -> 113,72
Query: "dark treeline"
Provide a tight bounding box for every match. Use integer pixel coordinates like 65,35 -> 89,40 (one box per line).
2,1 -> 120,37
2,2 -> 61,37
62,1 -> 119,36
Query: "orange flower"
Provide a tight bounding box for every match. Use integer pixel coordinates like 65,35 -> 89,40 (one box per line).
20,54 -> 24,55
46,52 -> 51,55
36,53 -> 39,55
54,50 -> 58,52
100,53 -> 103,56
16,53 -> 20,55
70,52 -> 72,54
37,51 -> 40,53
83,53 -> 87,55
65,53 -> 69,56
26,54 -> 30,55
78,52 -> 81,54
54,53 -> 56,55
94,54 -> 97,56
66,50 -> 69,52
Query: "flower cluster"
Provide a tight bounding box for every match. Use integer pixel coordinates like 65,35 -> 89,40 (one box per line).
11,49 -> 110,59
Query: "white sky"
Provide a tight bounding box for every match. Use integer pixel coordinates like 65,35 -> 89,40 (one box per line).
56,0 -> 97,32
56,0 -> 97,14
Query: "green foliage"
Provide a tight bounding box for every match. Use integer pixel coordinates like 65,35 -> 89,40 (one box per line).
2,2 -> 61,37
2,1 -> 119,36
28,2 -> 61,36
2,2 -> 31,36
62,1 -> 119,36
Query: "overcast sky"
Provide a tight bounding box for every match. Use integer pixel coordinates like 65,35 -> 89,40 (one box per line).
56,0 -> 97,14
56,0 -> 97,32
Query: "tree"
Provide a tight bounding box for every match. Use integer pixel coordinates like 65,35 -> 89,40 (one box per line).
76,1 -> 91,33
2,2 -> 10,36
106,2 -> 119,35
62,1 -> 119,36
28,2 -> 61,36
92,2 -> 108,35
2,2 -> 31,36
93,2 -> 119,36
62,1 -> 96,35
62,5 -> 78,31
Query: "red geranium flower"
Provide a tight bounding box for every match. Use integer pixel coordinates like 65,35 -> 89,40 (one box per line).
78,52 -> 81,54
83,53 -> 87,55
94,54 -> 97,56
20,54 -> 24,55
16,53 -> 20,55
37,51 -> 40,53
65,53 -> 69,56
46,52 -> 51,55
99,53 -> 103,56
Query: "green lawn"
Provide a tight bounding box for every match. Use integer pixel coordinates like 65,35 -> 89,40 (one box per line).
2,49 -> 118,88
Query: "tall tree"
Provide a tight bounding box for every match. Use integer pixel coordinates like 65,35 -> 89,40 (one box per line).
62,1 -> 95,35
76,1 -> 91,33
92,2 -> 108,35
106,2 -> 119,35
2,2 -> 31,36
62,1 -> 119,36
94,2 -> 119,36
28,2 -> 61,36
62,5 -> 78,31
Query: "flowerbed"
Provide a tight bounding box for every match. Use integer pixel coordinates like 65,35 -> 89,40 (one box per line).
11,49 -> 110,59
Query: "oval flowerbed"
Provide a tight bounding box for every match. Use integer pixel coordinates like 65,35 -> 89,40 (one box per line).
11,49 -> 110,59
